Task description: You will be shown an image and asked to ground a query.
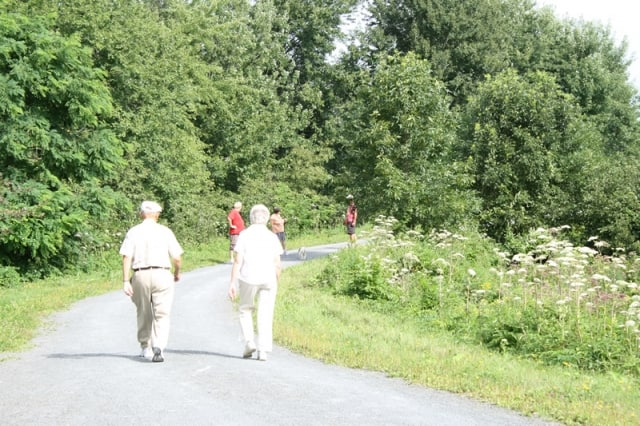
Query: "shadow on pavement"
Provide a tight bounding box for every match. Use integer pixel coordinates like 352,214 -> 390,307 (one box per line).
166,348 -> 238,359
47,349 -> 240,361
48,352 -> 144,362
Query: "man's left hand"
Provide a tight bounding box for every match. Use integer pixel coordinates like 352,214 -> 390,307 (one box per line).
123,281 -> 133,297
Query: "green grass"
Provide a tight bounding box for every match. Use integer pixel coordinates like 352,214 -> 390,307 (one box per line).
0,271 -> 120,353
275,257 -> 640,426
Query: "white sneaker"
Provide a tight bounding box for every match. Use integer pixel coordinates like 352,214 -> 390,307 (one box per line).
140,347 -> 153,360
243,341 -> 256,358
257,351 -> 268,361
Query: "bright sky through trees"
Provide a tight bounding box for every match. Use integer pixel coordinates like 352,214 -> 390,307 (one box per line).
334,1 -> 639,87
537,0 -> 639,87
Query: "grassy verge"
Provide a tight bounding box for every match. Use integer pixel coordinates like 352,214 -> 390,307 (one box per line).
275,257 -> 640,426
0,271 -> 121,353
0,228 -> 347,353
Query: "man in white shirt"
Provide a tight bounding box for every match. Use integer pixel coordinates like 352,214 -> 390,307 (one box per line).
120,201 -> 183,362
228,204 -> 283,361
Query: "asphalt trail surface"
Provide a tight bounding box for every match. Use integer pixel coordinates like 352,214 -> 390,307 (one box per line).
0,243 -> 558,425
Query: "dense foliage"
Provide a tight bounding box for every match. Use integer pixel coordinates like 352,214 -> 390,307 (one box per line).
315,218 -> 640,377
1,0 -> 639,281
0,10 -> 125,278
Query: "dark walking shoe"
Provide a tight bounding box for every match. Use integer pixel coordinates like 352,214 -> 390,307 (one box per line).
152,347 -> 164,363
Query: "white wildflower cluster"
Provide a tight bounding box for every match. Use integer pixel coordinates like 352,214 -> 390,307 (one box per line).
405,230 -> 424,240
387,251 -> 422,287
620,296 -> 640,343
428,229 -> 467,249
360,216 -> 427,290
356,222 -> 640,354
362,215 -> 397,246
482,228 -> 640,321
363,215 -> 420,251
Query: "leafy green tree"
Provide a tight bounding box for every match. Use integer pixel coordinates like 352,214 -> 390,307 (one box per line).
460,69 -> 602,242
366,0 -> 640,245
331,52 -> 477,229
0,9 -> 124,273
20,0 -> 219,241
527,16 -> 639,154
266,0 -> 361,186
577,156 -> 640,251
11,0 -> 232,240
182,0 -> 333,199
20,0 -> 336,241
367,0 -> 639,129
272,0 -> 359,91
367,0 -> 538,104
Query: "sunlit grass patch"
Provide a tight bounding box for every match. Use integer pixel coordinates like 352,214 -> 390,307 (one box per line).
0,272 -> 119,353
276,256 -> 640,425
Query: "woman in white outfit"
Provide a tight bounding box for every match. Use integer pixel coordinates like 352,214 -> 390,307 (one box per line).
228,204 -> 283,361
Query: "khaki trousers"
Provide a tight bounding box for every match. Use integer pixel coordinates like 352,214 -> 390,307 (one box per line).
131,269 -> 175,350
238,279 -> 277,353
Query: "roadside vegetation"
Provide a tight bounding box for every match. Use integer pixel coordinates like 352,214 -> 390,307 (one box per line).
2,0 -> 640,287
276,220 -> 640,425
2,1 -> 640,424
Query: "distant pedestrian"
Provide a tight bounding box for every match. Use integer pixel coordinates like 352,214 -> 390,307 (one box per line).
228,204 -> 283,361
345,194 -> 358,246
270,206 -> 287,255
120,201 -> 183,362
227,201 -> 245,263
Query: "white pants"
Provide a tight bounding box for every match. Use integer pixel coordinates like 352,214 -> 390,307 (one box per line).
238,279 -> 277,353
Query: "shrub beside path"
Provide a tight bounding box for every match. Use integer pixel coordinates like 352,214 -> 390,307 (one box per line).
0,243 -> 557,425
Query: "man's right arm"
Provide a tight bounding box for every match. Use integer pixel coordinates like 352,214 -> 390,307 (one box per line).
172,256 -> 182,282
274,255 -> 282,282
122,255 -> 133,296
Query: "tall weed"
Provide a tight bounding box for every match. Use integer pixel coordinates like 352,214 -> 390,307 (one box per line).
313,219 -> 640,376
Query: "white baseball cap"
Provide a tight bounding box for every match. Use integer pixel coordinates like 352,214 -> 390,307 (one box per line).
140,200 -> 162,213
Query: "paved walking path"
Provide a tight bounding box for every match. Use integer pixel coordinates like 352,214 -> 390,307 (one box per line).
0,243 -> 557,425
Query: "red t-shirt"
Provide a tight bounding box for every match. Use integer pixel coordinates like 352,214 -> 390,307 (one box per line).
346,205 -> 357,223
228,209 -> 245,235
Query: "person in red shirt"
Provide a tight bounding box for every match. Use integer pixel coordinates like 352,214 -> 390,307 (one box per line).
227,201 -> 245,263
345,194 -> 358,246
